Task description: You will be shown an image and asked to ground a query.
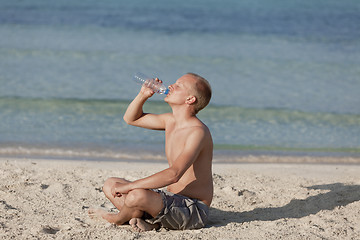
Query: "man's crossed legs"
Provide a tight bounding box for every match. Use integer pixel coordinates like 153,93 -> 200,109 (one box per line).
88,177 -> 163,231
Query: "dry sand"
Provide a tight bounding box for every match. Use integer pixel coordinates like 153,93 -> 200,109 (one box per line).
1,157 -> 359,239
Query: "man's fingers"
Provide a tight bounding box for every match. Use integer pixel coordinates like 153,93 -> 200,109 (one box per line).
155,77 -> 162,83
113,192 -> 122,198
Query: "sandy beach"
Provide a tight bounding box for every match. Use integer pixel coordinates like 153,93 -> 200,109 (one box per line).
1,156 -> 359,240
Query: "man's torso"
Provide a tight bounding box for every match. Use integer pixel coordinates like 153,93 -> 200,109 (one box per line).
164,115 -> 213,206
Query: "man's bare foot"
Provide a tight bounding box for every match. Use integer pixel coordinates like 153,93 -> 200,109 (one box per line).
129,218 -> 160,232
88,208 -> 109,222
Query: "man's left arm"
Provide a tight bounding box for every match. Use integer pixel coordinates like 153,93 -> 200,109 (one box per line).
112,128 -> 206,197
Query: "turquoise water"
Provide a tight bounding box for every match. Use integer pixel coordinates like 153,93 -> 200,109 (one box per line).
1,0 -> 359,159
1,97 -> 359,158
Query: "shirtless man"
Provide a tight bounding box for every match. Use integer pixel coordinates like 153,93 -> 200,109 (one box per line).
89,73 -> 213,231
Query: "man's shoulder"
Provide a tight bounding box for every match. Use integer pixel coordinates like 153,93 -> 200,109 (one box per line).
190,123 -> 209,134
159,112 -> 174,122
186,122 -> 212,144
192,118 -> 210,133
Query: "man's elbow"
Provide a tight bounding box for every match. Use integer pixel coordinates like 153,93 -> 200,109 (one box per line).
168,168 -> 182,184
123,116 -> 129,124
123,116 -> 133,125
169,175 -> 180,184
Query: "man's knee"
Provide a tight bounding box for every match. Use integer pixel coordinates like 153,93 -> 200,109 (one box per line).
102,177 -> 112,193
102,177 -> 122,195
125,189 -> 148,208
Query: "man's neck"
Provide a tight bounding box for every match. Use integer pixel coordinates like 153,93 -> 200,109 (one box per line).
171,105 -> 197,128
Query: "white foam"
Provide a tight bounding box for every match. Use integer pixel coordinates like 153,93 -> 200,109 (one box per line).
0,146 -> 166,161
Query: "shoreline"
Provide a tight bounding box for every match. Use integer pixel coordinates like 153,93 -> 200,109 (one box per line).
1,143 -> 360,163
1,154 -> 360,165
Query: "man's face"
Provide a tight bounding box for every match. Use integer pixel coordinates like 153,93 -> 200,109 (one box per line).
165,74 -> 195,105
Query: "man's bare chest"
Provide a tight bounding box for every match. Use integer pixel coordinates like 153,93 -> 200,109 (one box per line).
165,128 -> 190,158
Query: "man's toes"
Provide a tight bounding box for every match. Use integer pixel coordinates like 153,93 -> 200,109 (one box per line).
129,218 -> 137,226
129,218 -> 143,232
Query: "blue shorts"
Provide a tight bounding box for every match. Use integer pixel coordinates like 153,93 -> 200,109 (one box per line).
144,189 -> 209,230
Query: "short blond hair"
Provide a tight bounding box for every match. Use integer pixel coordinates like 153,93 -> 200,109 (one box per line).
187,73 -> 212,114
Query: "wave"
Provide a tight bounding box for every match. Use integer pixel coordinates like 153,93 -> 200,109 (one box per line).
214,144 -> 360,154
0,146 -> 166,161
1,96 -> 359,126
1,145 -> 359,161
1,96 -> 359,152
202,105 -> 360,127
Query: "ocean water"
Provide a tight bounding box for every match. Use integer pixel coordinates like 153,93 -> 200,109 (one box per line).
1,0 -> 360,160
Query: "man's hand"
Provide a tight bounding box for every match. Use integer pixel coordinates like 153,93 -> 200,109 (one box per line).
140,78 -> 162,98
111,182 -> 131,198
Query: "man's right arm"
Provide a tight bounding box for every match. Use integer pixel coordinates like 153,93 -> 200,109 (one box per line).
123,87 -> 167,130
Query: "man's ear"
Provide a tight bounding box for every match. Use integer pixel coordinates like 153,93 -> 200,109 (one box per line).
186,96 -> 196,105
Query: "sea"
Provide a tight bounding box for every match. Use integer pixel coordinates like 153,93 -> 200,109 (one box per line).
1,0 -> 360,162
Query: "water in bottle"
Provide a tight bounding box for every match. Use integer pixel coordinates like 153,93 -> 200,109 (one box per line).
133,72 -> 169,95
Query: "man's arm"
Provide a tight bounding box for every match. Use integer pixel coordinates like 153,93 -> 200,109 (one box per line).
123,84 -> 168,130
112,127 -> 207,197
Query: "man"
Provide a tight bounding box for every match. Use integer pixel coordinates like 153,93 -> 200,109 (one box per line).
89,73 -> 213,231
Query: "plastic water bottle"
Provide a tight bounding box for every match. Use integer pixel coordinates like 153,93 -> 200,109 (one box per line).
133,72 -> 169,95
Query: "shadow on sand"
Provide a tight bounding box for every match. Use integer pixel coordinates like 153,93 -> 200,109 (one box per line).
208,183 -> 360,227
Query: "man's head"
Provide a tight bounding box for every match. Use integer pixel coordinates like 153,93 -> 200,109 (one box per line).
186,73 -> 212,114
166,73 -> 212,114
